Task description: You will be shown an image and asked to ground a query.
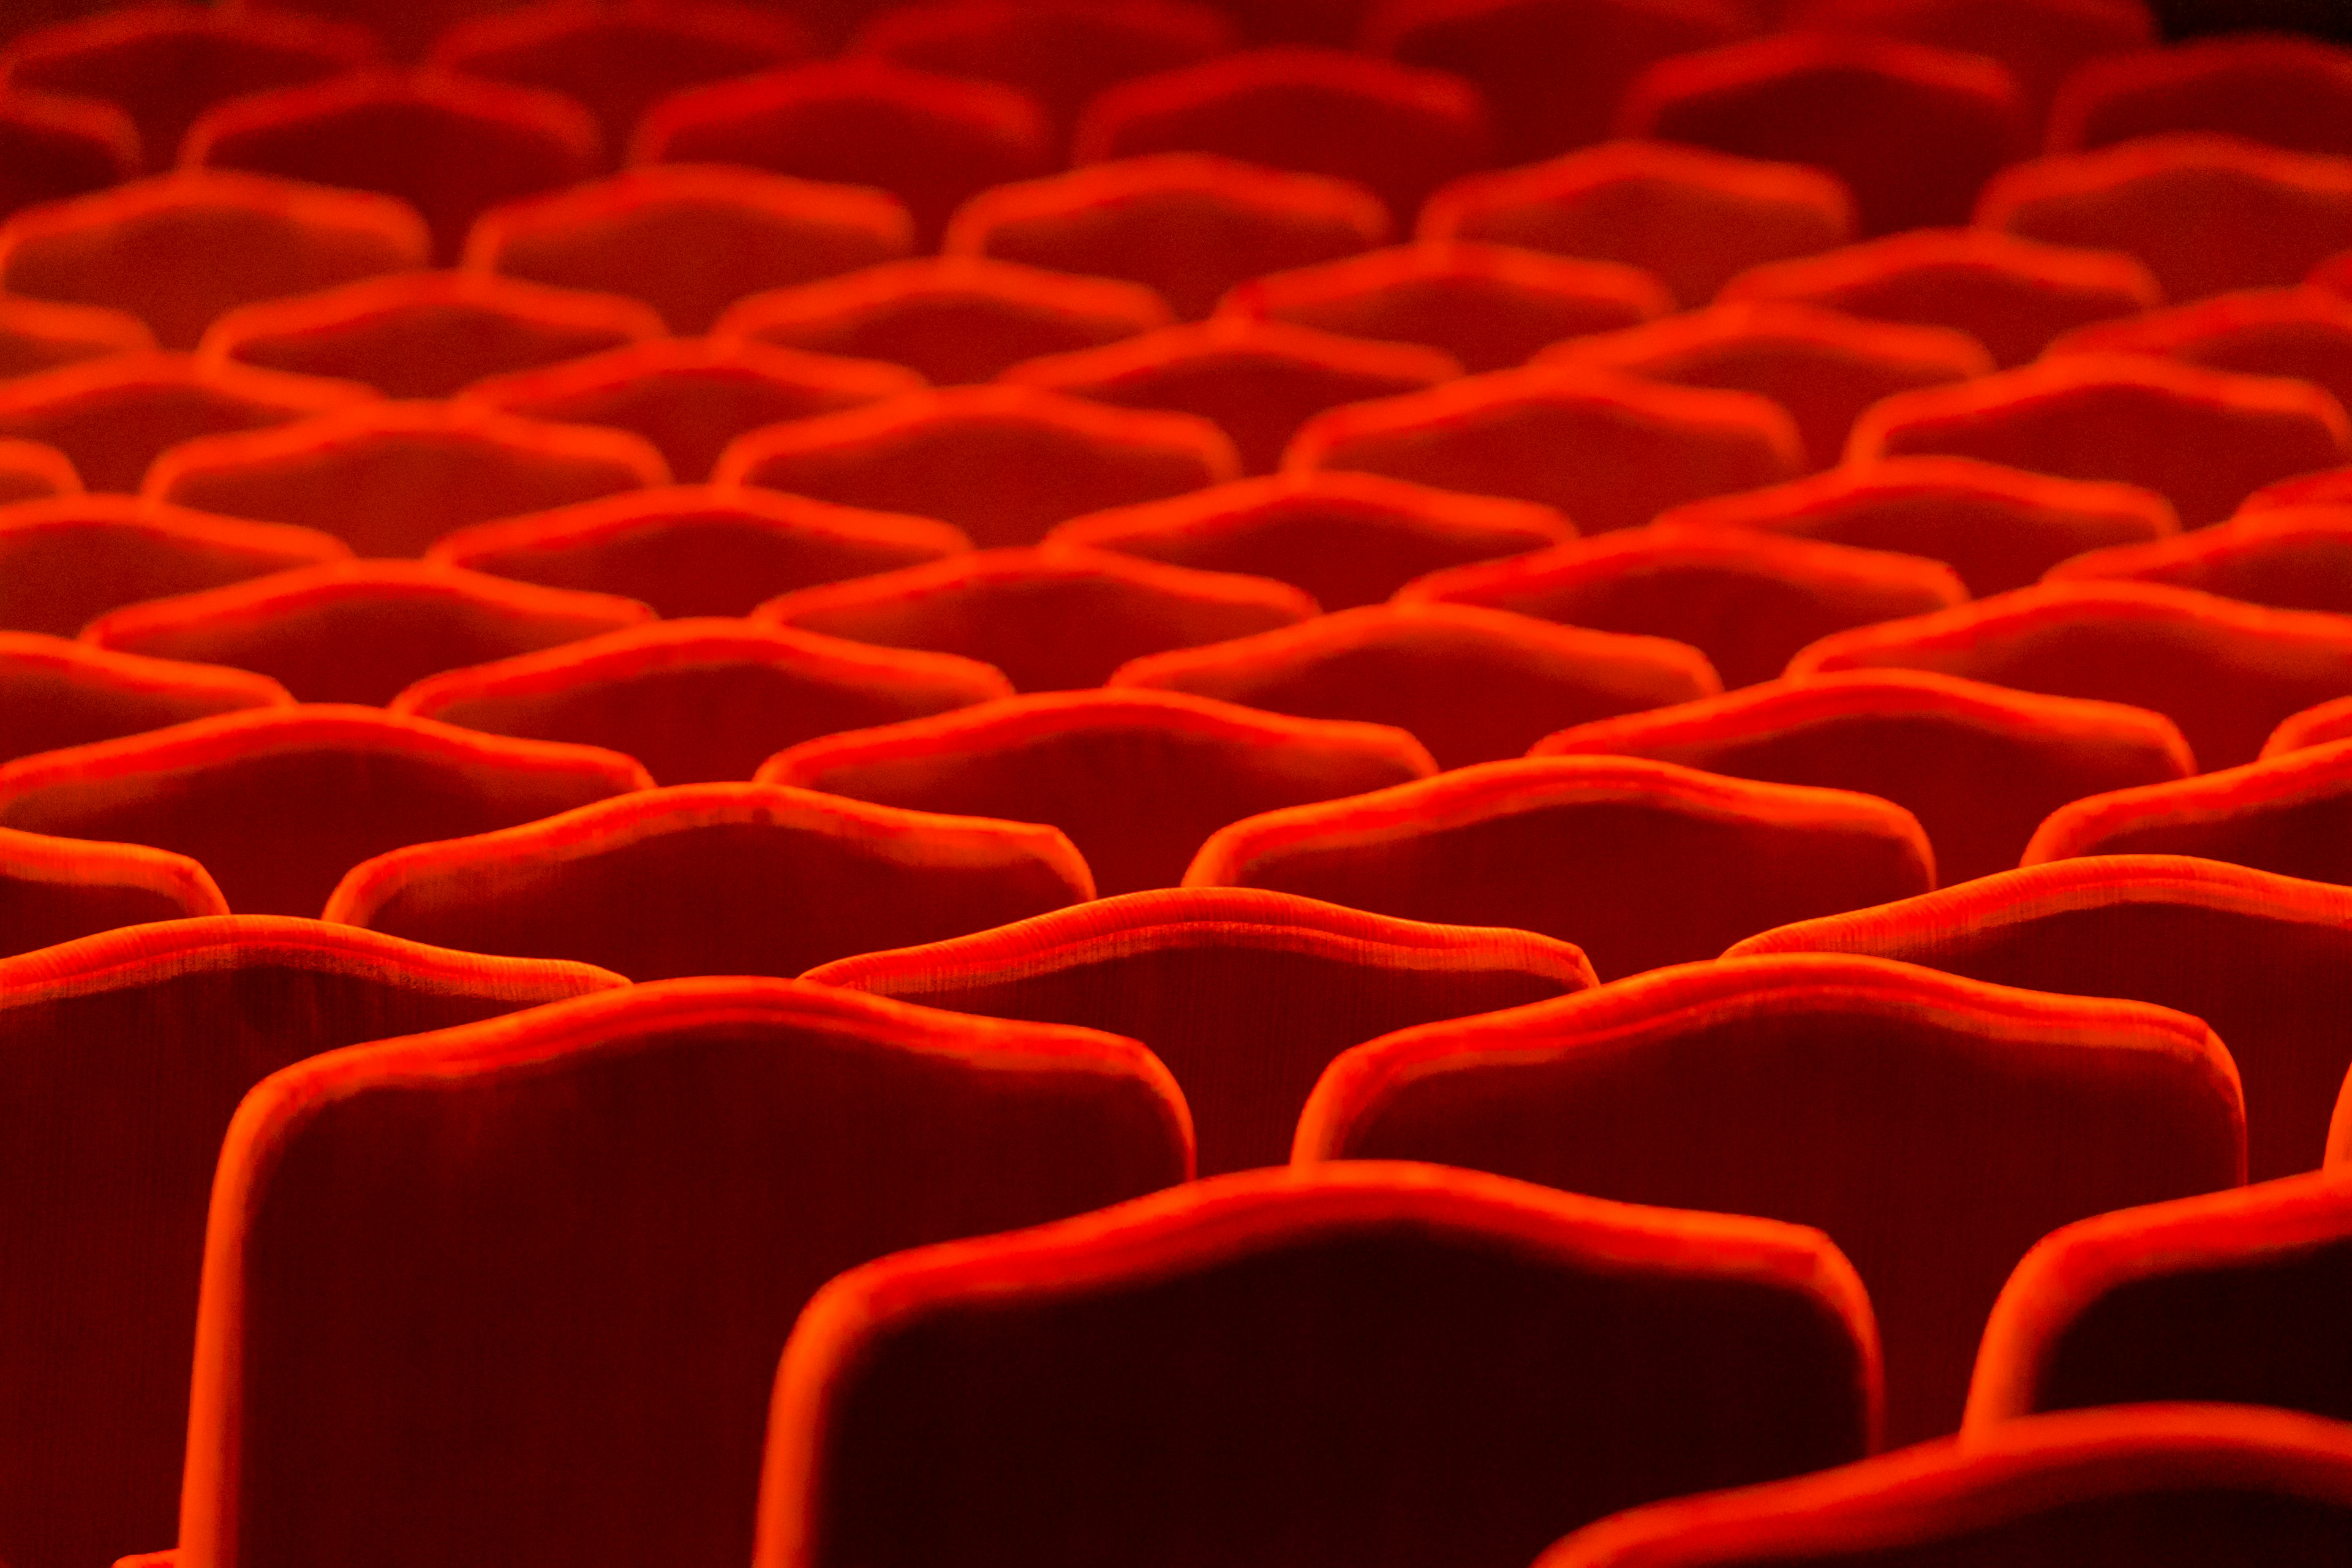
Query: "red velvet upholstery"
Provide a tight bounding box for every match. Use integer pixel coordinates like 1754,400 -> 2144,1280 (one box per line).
1729,855 -> 2352,1183
2024,737 -> 2352,885
1788,581 -> 2352,769
2045,505 -> 2352,612
1188,755 -> 1931,976
143,399 -> 671,557
172,977 -> 1190,1568
0,291 -> 153,376
0,917 -> 622,1568
424,483 -> 971,619
1781,0 -> 2154,137
0,434 -> 78,502
1656,456 -> 2177,595
753,1163 -> 1878,1568
1045,470 -> 1575,609
2044,285 -> 2352,415
943,152 -> 1391,320
712,385 -> 1240,549
2267,693 -> 2352,757
2238,459 -> 2352,513
1297,953 -> 2243,1442
759,688 -> 1435,895
0,494 -> 349,636
0,705 -> 650,915
2049,34 -> 2352,157
0,821 -> 225,954
462,163 -> 915,336
1397,525 -> 1965,687
715,255 -> 1174,385
327,781 -> 1093,978
0,88 -> 137,221
246,0 -> 541,61
1,629 -> 290,763
1539,1404 -> 2352,1567
393,619 -> 1012,783
1417,140 -> 1855,307
1536,669 -> 2192,883
1114,602 -> 1719,768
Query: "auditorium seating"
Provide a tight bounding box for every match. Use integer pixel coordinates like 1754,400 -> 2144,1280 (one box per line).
2044,505 -> 2352,613
2269,693 -> 2352,756
0,823 -> 224,955
0,629 -> 290,764
2024,737 -> 2352,884
2043,284 -> 2352,414
0,494 -> 348,636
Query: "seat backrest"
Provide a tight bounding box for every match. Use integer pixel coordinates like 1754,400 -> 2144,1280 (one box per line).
0,494 -> 349,638
2042,502 -> 2352,614
2024,737 -> 2352,886
0,629 -> 291,766
0,823 -> 225,957
2049,33 -> 2352,157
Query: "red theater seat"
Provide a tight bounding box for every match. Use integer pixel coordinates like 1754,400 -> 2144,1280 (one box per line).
1045,470 -> 1575,610
1536,669 -> 2192,883
713,385 -> 1240,549
1112,603 -> 1719,769
1654,457 -> 2177,597
1285,366 -> 1806,533
460,337 -> 925,481
1,630 -> 289,765
0,437 -> 77,503
1729,854 -> 2352,1183
327,782 -> 1091,978
198,269 -> 668,399
2050,34 -> 2352,157
1216,241 -> 1672,373
1298,954 -> 2241,1444
0,88 -> 137,222
755,1163 -> 1877,1568
0,494 -> 348,637
1398,526 -> 1964,687
2043,285 -> 2352,413
0,169 -> 428,352
426,484 -> 970,619
248,0 -> 541,61
392,619 -> 1011,783
0,292 -> 153,377
715,256 -> 1175,386
1781,0 -> 2155,135
1789,581 -> 2352,770
631,59 -> 1053,246
2267,693 -> 2352,758
1538,1404 -> 2352,1568
1188,755 -> 1931,976
0,824 -> 225,954
144,399 -> 670,557
0,705 -> 650,915
1418,140 -> 1856,308
943,153 -> 1392,320
0,917 -> 620,1568
165,978 -> 1188,1568
2024,738 -> 2352,886
462,163 -> 916,336
2045,505 -> 2352,612
1001,317 -> 1460,474
758,687 -> 1434,895
2240,462 -> 2352,513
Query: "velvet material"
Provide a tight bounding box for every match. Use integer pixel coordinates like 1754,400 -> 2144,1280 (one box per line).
0,433 -> 78,502
0,495 -> 349,637
0,86 -> 140,220
2049,33 -> 2352,156
326,780 -> 1091,978
0,291 -> 154,377
0,704 -> 651,914
1297,954 -> 2244,1444
0,916 -> 623,1568
2024,736 -> 2352,883
1540,1404 -> 2352,1567
2044,503 -> 2352,612
2234,458 -> 2352,512
755,1163 -> 1879,1568
0,823 -> 226,955
761,687 -> 1435,895
1188,755 -> 1932,977
2045,285 -> 2352,415
0,630 -> 292,764
2266,692 -> 2352,756
173,977 -> 1191,1568
1729,855 -> 2352,1183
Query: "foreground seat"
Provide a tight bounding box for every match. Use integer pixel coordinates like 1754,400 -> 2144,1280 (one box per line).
0,824 -> 225,957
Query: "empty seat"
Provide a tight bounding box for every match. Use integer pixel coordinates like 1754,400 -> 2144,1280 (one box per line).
631,59 -> 1052,246
1112,602 -> 1719,768
0,916 -> 620,1568
1397,526 -> 1965,687
1539,301 -> 1992,470
460,337 -> 925,481
425,484 -> 971,619
1729,854 -> 2352,1183
326,781 -> 1092,978
759,688 -> 1434,895
1717,227 -> 2164,368
1189,755 -> 1932,976
2024,737 -> 2352,886
1216,241 -> 1672,372
0,168 -> 428,351
944,153 -> 1392,320
0,88 -> 137,222
393,619 -> 1011,783
144,399 -> 670,557
1285,365 -> 1805,533
1537,669 -> 2193,883
1001,317 -> 1460,473
1653,456 -> 2178,597
184,69 -> 601,263
1781,0 -> 2155,135
0,292 -> 153,377
756,1162 -> 1877,1568
1298,953 -> 2241,1443
2239,461 -> 2352,513
0,630 -> 290,765
162,976 -> 1187,1568
198,269 -> 668,399
1045,470 -> 1575,609
0,823 -> 225,956
0,436 -> 77,503
463,163 -> 915,335
2267,693 -> 2352,758
0,494 -> 349,637
254,0 -> 549,60
713,385 -> 1240,549
715,255 -> 1174,385
1847,353 -> 2352,527
2045,505 -> 2352,612
2043,285 -> 2352,413
1418,140 -> 1856,308
756,546 -> 1315,693
0,705 -> 650,915
1789,581 -> 2352,770
2050,34 -> 2352,157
